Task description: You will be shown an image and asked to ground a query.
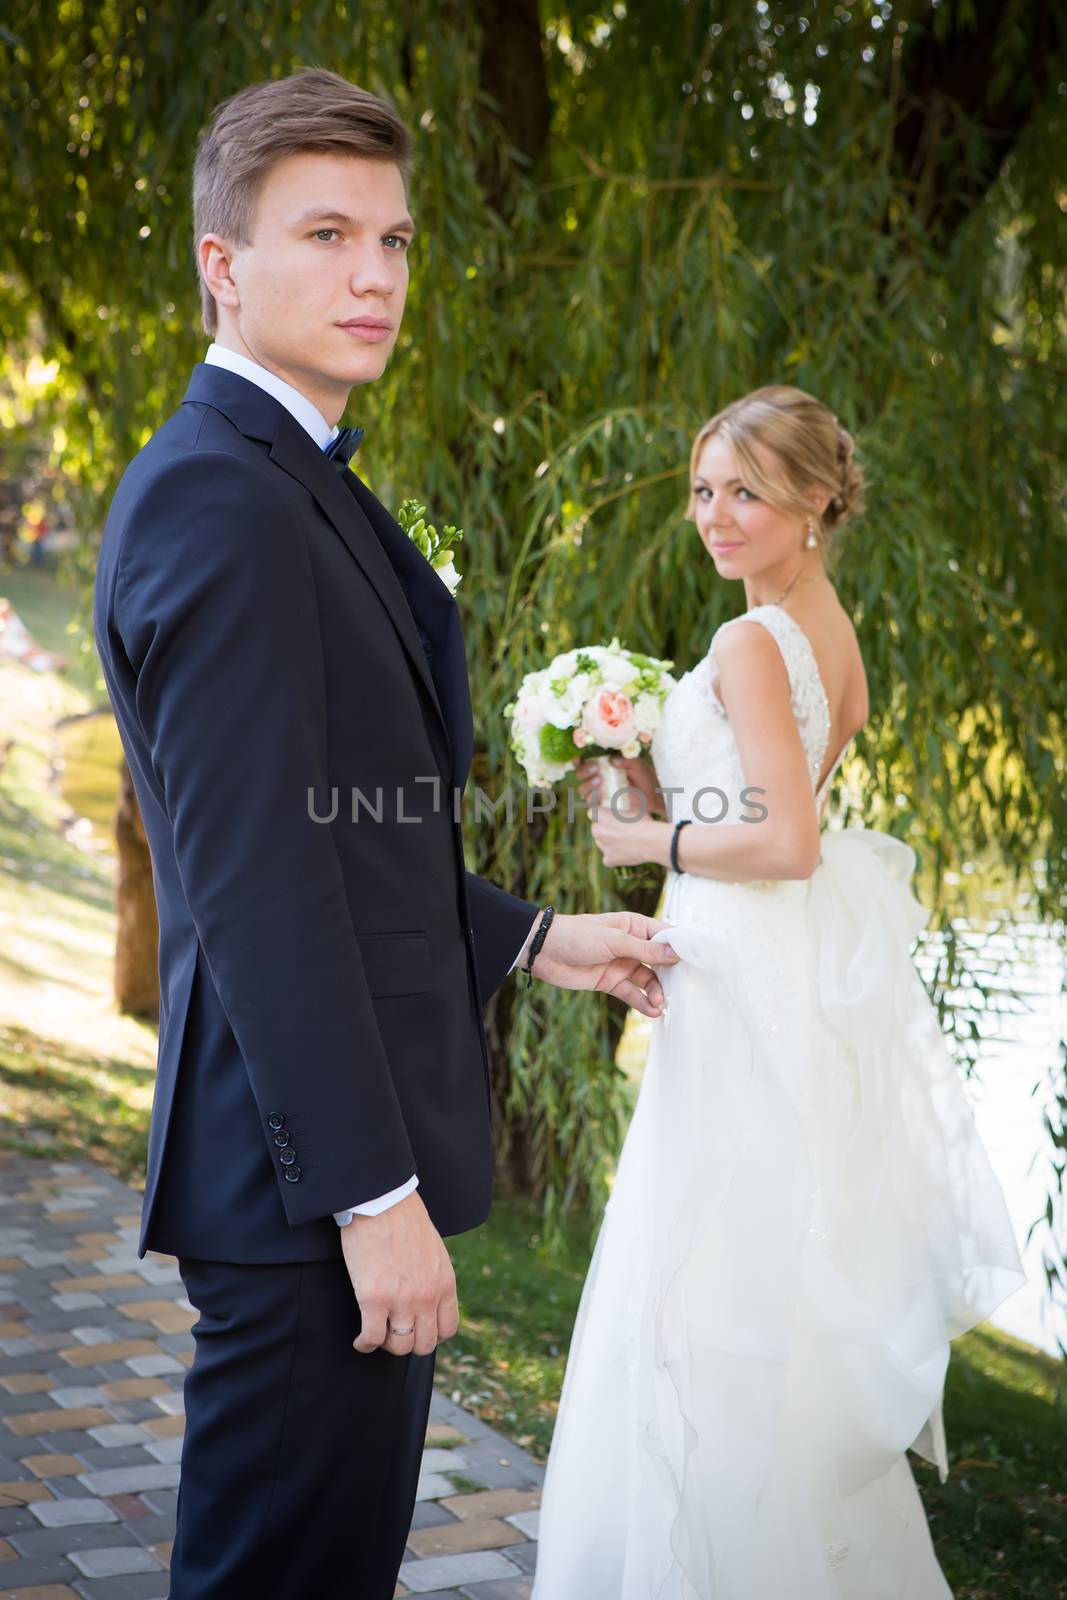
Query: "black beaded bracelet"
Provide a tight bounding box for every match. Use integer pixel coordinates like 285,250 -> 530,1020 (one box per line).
670,819 -> 693,874
524,905 -> 556,987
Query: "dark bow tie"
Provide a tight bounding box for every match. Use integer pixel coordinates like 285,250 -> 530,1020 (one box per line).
323,424 -> 365,468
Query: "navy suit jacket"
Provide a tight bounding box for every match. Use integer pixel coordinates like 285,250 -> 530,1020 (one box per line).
93,364 -> 537,1263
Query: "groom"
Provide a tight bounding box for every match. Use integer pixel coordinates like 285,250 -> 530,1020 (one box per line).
93,67 -> 675,1598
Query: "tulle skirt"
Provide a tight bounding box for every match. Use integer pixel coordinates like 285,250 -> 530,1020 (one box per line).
531,828 -> 1025,1599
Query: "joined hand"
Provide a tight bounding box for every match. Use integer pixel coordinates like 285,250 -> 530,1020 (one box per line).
525,910 -> 678,1017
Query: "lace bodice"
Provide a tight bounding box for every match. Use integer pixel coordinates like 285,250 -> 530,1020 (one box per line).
651,604 -> 836,825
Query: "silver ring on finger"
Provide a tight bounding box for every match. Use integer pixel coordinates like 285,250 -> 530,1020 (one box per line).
389,1323 -> 414,1336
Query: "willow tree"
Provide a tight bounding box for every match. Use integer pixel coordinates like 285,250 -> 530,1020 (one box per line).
2,2 -> 1064,1246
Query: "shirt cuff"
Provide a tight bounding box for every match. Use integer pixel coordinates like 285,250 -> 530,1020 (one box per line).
508,910 -> 543,976
333,1174 -> 418,1225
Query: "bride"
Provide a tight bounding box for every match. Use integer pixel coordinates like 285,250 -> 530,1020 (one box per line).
530,386 -> 1025,1599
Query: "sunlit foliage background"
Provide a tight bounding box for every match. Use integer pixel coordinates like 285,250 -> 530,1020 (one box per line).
2,2 -> 1064,1267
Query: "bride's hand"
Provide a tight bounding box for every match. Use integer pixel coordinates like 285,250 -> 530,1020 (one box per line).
576,754 -> 664,815
589,806 -> 665,869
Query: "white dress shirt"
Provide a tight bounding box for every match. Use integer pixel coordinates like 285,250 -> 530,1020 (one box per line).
205,342 -> 340,449
204,344 -> 535,1225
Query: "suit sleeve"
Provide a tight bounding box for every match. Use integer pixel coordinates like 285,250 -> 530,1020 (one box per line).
115,451 -> 416,1226
465,872 -> 539,999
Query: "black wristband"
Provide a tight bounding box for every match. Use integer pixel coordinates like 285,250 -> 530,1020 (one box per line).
524,904 -> 555,987
670,819 -> 693,874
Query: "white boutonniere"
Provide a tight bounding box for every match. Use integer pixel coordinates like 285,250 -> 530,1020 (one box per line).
396,498 -> 464,595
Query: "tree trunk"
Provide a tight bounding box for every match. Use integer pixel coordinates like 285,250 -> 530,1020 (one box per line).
894,0 -> 1061,243
473,0 -> 552,213
470,0 -> 555,1195
113,758 -> 159,1020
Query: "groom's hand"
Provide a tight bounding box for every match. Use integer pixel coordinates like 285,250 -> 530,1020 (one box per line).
526,911 -> 678,1017
340,1190 -> 459,1358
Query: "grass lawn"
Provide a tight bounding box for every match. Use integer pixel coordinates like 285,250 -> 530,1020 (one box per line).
1,563 -> 1063,1598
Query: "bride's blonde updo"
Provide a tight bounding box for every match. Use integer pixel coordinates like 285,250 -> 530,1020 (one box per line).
687,385 -> 865,559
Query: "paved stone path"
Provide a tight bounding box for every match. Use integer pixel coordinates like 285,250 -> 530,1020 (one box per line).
0,1152 -> 542,1598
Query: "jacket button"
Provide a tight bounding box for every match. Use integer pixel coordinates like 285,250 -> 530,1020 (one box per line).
273,1131 -> 291,1147
284,1166 -> 302,1183
267,1113 -> 285,1130
279,1148 -> 297,1166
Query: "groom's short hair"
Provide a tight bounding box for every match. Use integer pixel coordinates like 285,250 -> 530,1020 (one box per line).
193,67 -> 413,335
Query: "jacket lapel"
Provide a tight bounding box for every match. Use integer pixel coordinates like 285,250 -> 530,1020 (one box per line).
339,471 -> 474,788
180,365 -> 451,760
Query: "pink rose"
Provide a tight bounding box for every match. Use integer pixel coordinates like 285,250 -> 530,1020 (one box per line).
581,688 -> 636,750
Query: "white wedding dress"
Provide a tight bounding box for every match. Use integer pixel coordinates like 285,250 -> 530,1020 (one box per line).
532,605 -> 1025,1600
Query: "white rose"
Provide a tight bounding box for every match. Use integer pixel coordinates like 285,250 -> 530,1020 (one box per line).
525,748 -> 572,788
548,674 -> 592,726
542,695 -> 578,729
598,654 -> 634,688
512,697 -> 545,733
631,692 -> 662,736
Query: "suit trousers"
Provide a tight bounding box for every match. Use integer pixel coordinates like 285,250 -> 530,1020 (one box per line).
169,1256 -> 436,1598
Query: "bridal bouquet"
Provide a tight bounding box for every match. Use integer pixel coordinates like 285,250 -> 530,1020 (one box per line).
396,498 -> 464,595
506,640 -> 676,789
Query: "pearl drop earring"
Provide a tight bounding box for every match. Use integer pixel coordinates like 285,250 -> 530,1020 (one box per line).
804,517 -> 818,550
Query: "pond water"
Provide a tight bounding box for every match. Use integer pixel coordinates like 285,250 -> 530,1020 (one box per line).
922,915 -> 1066,1358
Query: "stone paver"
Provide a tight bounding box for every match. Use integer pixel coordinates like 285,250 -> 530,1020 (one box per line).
0,1375 -> 53,1396
0,1152 -> 545,1597
398,1550 -> 524,1592
100,1381 -> 168,1404
4,1408 -> 112,1436
68,1545 -> 162,1577
57,1342 -> 158,1369
20,1457 -> 85,1479
28,1498 -> 118,1528
139,1417 -> 182,1440
416,1471 -> 459,1502
440,1489 -> 541,1522
406,1517 -> 519,1558
0,1481 -> 53,1507
0,1588 -> 82,1599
